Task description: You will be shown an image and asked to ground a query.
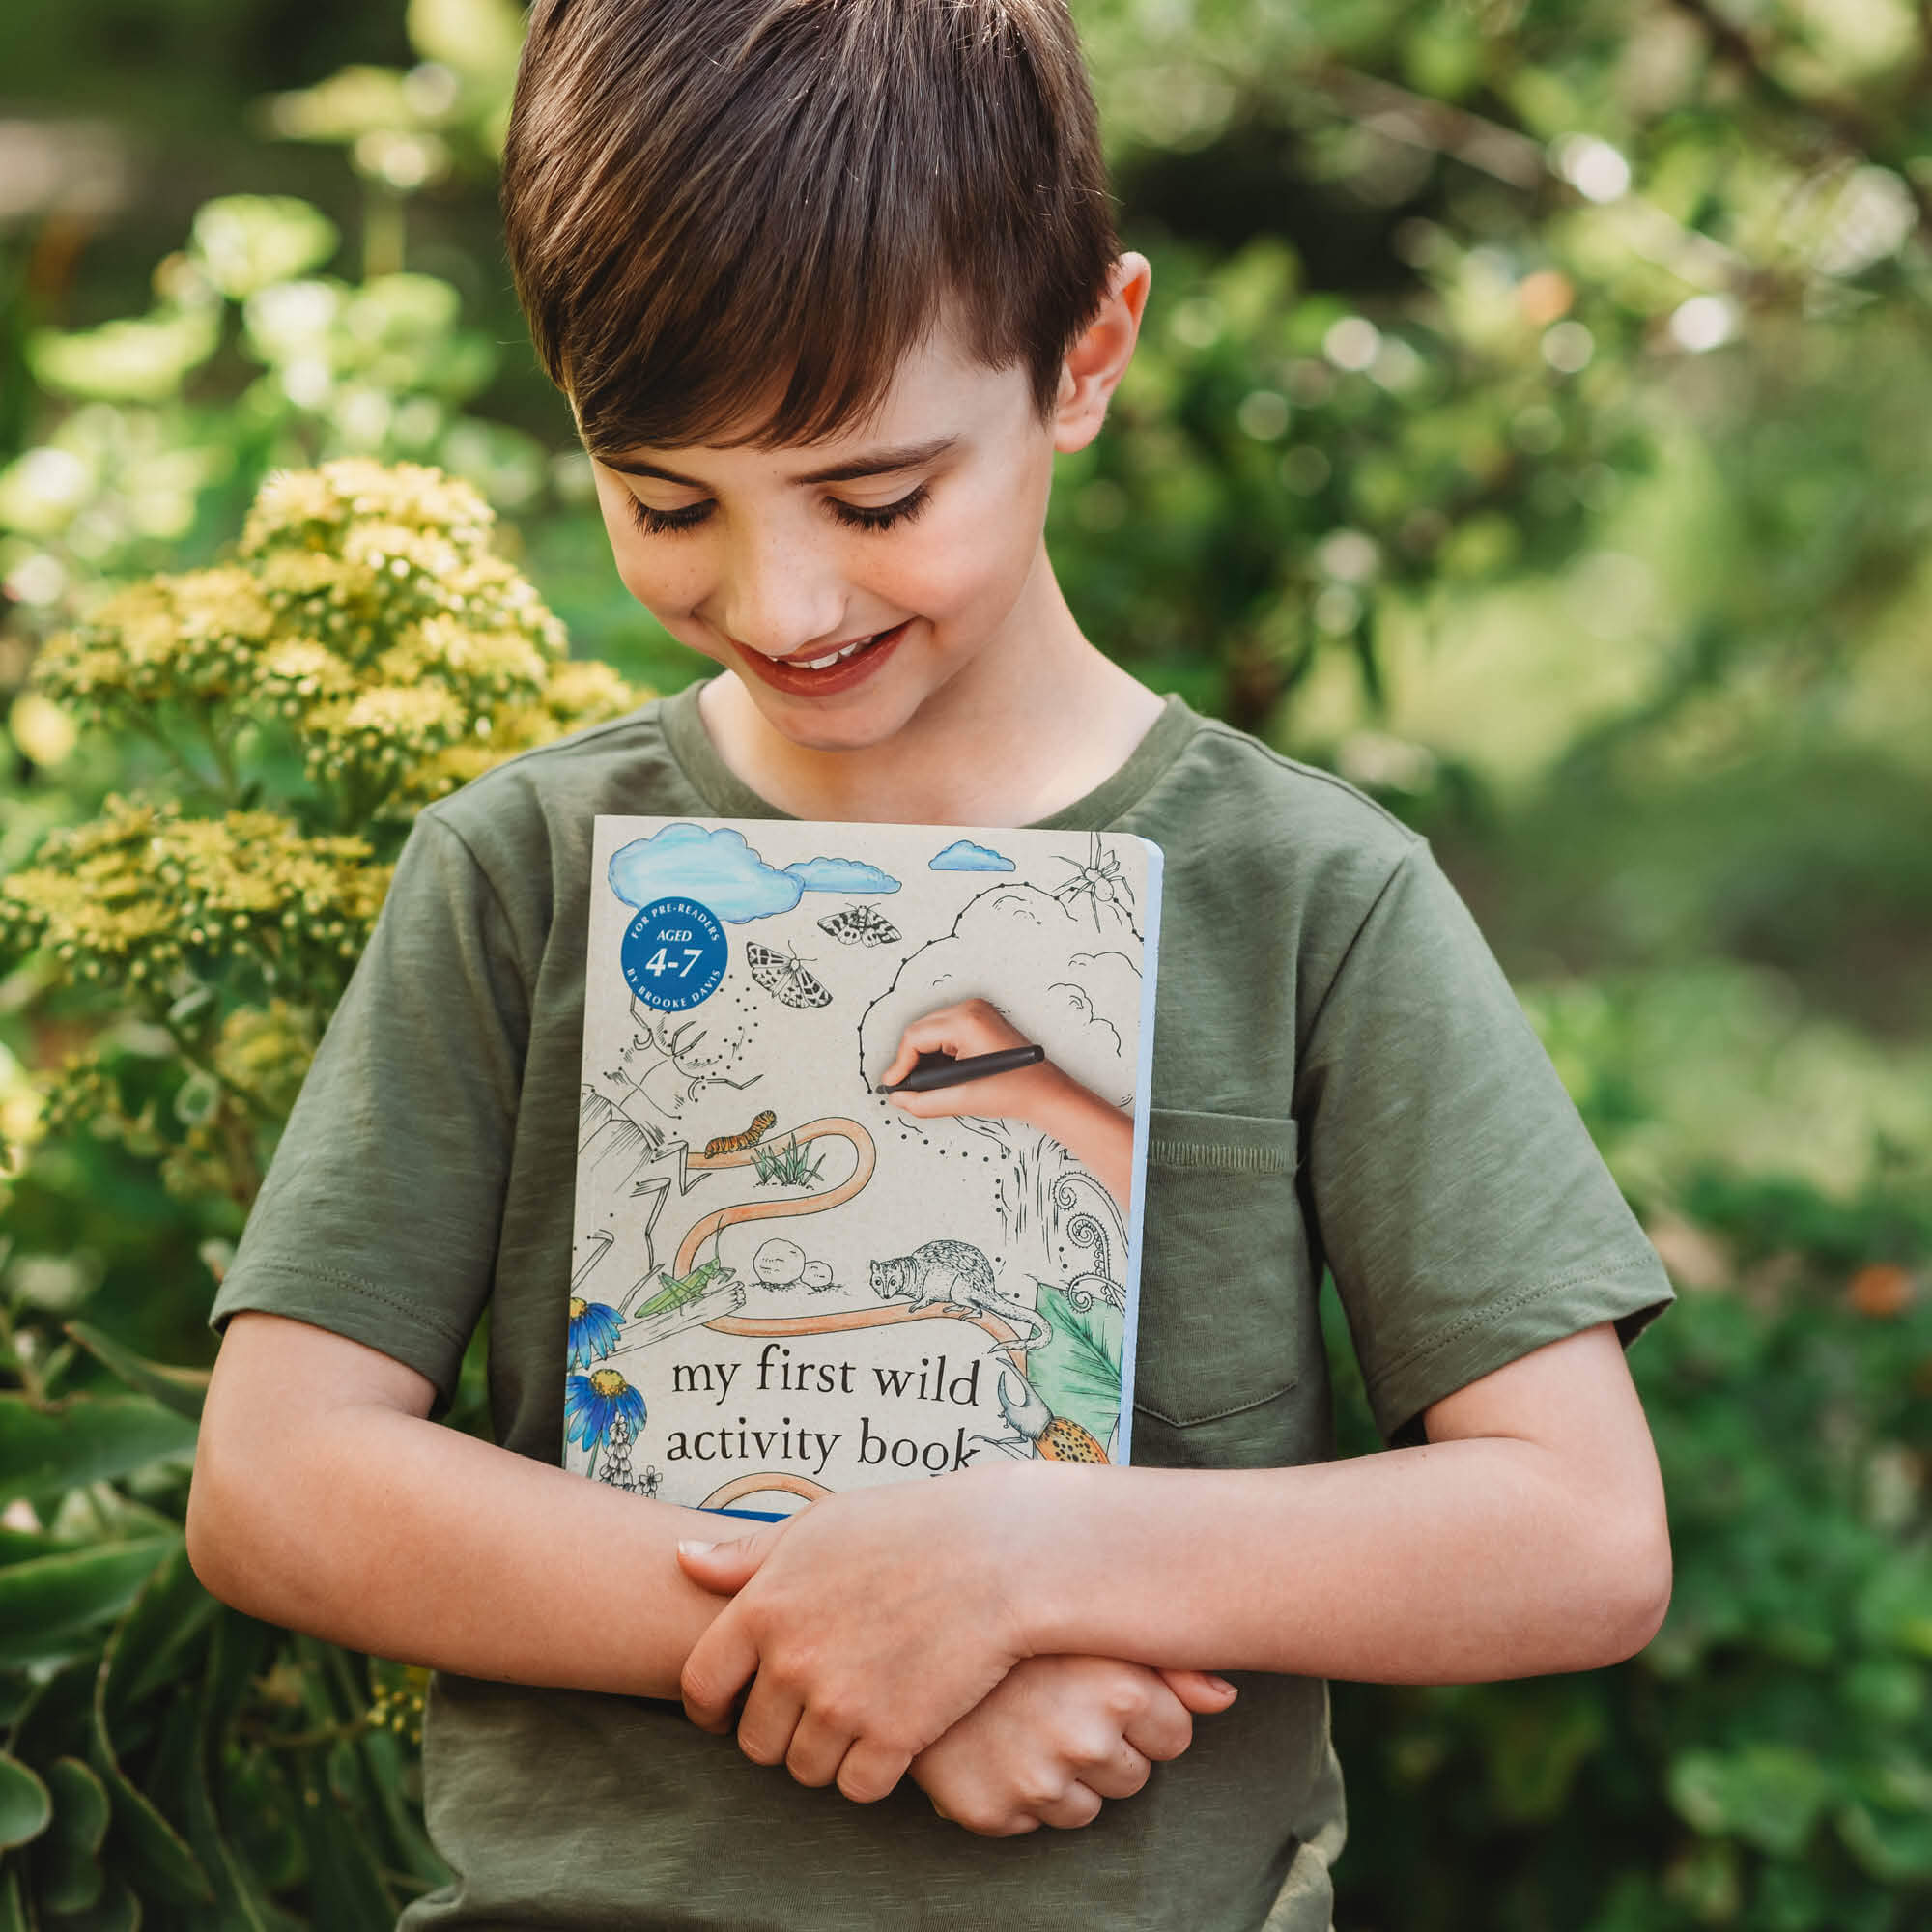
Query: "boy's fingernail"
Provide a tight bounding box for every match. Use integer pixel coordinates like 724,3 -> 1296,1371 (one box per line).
1208,1675 -> 1238,1697
677,1540 -> 717,1558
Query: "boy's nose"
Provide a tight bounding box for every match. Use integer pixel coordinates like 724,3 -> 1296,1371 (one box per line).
711,523 -> 847,664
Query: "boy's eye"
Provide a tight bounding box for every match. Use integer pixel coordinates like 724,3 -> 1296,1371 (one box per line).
625,483 -> 933,538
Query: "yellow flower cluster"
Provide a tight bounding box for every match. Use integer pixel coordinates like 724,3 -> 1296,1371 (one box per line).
213,999 -> 320,1122
37,567 -> 275,711
33,457 -> 637,819
0,794 -> 389,997
6,458 -> 646,1209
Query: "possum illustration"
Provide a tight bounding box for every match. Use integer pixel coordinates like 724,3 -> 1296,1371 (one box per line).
867,1239 -> 1051,1354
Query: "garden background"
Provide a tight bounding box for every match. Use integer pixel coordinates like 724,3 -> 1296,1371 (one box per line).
2,0 -> 1930,1925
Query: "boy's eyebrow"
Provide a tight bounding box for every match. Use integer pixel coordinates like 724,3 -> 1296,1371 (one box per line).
605,436 -> 961,489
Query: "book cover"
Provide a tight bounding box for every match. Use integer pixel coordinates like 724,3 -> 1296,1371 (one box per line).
565,816 -> 1163,1520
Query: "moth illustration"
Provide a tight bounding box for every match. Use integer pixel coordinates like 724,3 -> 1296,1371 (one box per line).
745,941 -> 833,1009
816,903 -> 902,947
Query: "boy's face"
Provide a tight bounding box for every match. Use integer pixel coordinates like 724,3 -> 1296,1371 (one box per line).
585,266 -> 1145,758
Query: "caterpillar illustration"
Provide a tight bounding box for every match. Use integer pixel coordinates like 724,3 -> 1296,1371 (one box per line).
704,1109 -> 778,1158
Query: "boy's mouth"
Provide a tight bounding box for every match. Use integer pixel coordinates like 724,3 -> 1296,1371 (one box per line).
736,620 -> 911,696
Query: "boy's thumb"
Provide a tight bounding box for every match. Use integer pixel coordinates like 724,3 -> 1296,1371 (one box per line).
675,1526 -> 781,1594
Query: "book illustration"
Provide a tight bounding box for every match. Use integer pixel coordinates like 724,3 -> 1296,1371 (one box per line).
745,940 -> 834,1009
1049,831 -> 1140,931
704,1108 -> 778,1157
568,817 -> 1162,1517
868,1240 -> 1051,1360
929,838 -> 1014,872
611,1011 -> 764,1124
817,903 -> 902,946
753,1239 -> 841,1293
969,1365 -> 1112,1464
1053,1173 -> 1128,1314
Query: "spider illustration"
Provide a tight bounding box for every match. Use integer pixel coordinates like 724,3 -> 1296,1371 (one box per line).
1049,833 -> 1136,931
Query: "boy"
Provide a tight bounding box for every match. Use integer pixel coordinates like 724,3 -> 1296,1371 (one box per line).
186,2 -> 1675,1926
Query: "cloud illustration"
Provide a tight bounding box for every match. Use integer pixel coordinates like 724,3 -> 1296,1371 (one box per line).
608,823 -> 802,923
784,856 -> 901,894
929,838 -> 1014,872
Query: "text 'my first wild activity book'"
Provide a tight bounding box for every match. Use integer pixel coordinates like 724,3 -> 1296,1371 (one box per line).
565,816 -> 1164,1520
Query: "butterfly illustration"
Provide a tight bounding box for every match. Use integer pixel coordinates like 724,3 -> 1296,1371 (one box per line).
816,903 -> 902,947
745,942 -> 834,1009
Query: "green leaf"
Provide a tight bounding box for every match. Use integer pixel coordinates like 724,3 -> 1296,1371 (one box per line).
63,1326 -> 210,1423
176,1622 -> 281,1932
189,196 -> 340,300
1027,1282 -> 1125,1449
99,1547 -> 215,1730
0,1395 -> 199,1500
293,1764 -> 397,1930
39,1869 -> 140,1930
1480,1684 -> 1605,1824
0,1525 -> 72,1566
1838,1800 -> 1932,1884
0,1542 -> 179,1667
9,1660 -> 98,1768
1668,1743 -> 1833,1858
0,1750 -> 51,1849
39,1756 -> 110,1914
89,1605 -> 213,1909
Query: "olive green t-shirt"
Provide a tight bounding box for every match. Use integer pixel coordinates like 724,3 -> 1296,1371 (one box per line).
212,679 -> 1671,1931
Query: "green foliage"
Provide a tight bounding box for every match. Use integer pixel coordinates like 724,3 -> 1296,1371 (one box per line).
0,459 -> 635,1924
1327,1151 -> 1932,1930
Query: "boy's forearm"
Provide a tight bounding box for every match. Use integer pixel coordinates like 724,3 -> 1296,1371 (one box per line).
189,1404 -> 725,1699
1009,1442 -> 1668,1684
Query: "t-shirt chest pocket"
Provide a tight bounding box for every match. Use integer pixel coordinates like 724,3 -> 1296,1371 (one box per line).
1129,1107 -> 1313,1469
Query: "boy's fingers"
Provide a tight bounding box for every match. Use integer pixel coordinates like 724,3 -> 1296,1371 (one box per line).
1124,1693 -> 1193,1764
835,1739 -> 913,1805
679,1618 -> 760,1733
1160,1668 -> 1239,1714
1079,1739 -> 1154,1801
734,1678 -> 807,1769
1037,1781 -> 1106,1831
783,1708 -> 852,1787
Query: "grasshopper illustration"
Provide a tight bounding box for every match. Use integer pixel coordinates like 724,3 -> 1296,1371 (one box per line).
630,1253 -> 737,1321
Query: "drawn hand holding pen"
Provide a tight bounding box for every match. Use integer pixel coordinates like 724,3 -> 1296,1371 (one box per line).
875,999 -> 1135,1209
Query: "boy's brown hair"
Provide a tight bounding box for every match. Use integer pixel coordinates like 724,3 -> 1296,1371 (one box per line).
502,0 -> 1120,461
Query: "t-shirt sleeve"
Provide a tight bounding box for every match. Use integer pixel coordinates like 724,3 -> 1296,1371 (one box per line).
1293,839 -> 1672,1447
208,810 -> 529,1412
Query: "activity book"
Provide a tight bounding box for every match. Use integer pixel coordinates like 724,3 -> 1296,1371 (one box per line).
564,815 -> 1165,1520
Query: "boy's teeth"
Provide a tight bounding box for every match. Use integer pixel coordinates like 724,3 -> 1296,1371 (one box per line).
800,633 -> 876,671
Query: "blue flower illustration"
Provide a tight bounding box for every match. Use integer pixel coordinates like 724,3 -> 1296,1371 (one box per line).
566,1368 -> 647,1467
568,1296 -> 624,1368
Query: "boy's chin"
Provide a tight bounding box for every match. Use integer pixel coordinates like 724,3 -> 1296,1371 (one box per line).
744,688 -> 920,755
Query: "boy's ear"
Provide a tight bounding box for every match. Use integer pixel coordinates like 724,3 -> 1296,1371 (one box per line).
1052,251 -> 1153,457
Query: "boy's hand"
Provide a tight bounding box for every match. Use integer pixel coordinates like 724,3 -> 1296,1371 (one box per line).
911,1658 -> 1236,1836
676,1465 -> 1038,1803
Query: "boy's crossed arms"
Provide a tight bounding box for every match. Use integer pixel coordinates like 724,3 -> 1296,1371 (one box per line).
186,1311 -> 1233,1836
189,1306 -> 1667,1826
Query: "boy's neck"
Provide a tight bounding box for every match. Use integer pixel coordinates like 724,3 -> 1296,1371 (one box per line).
693,559 -> 1165,827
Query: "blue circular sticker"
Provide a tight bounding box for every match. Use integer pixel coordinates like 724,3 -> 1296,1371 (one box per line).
620,897 -> 727,1011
